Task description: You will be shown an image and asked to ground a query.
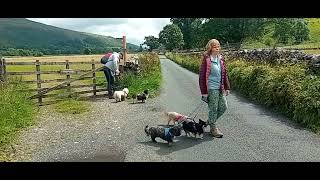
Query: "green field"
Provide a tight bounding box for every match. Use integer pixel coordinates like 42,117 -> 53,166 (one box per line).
242,18 -> 320,54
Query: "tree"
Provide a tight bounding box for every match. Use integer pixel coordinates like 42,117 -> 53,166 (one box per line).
139,44 -> 143,52
202,18 -> 267,48
84,47 -> 92,55
293,19 -> 310,44
143,36 -> 160,51
272,18 -> 309,44
159,24 -> 184,51
272,18 -> 296,44
170,18 -> 204,49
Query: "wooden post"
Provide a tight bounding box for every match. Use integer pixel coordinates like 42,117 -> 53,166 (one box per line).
92,59 -> 96,96
66,60 -> 70,92
122,35 -> 127,64
2,58 -> 7,81
36,60 -> 42,105
0,57 -> 3,81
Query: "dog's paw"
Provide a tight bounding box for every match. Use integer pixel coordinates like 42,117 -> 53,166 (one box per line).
168,142 -> 173,146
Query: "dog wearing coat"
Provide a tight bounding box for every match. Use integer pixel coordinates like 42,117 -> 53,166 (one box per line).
113,88 -> 129,102
144,125 -> 182,146
165,111 -> 191,125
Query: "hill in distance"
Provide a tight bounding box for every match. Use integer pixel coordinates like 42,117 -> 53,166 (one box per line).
0,18 -> 139,56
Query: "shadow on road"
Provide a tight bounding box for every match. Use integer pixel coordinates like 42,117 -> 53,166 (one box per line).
139,133 -> 214,156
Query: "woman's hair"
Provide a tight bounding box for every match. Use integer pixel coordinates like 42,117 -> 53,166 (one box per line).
205,39 -> 220,55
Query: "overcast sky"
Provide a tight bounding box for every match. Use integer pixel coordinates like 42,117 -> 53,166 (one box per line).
27,18 -> 171,45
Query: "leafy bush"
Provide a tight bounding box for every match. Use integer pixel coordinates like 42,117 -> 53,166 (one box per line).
116,52 -> 162,98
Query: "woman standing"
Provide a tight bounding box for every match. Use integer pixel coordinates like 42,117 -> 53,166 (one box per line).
199,39 -> 230,138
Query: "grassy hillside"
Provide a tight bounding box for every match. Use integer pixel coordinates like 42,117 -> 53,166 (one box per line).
0,18 -> 139,56
242,18 -> 320,50
305,18 -> 320,42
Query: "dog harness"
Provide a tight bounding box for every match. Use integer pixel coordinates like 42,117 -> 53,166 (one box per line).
175,115 -> 184,122
164,128 -> 173,141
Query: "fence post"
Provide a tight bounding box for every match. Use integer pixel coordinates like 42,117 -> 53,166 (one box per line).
92,59 -> 96,96
66,60 -> 70,92
122,35 -> 127,65
36,60 -> 42,105
2,58 -> 6,81
0,57 -> 3,82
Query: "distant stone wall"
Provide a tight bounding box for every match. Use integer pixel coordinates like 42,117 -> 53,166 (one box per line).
223,49 -> 320,74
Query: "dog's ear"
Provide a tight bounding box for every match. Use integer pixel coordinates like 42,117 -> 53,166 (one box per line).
199,119 -> 206,124
199,119 -> 208,127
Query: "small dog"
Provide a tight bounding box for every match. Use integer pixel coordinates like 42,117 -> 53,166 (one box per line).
131,94 -> 137,104
144,125 -> 182,146
182,119 -> 208,139
165,111 -> 191,125
132,89 -> 149,103
113,88 -> 129,102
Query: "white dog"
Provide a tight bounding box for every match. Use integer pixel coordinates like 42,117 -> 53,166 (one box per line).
165,111 -> 190,125
113,88 -> 129,102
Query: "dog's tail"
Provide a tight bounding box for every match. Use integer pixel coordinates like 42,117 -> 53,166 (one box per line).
144,125 -> 150,136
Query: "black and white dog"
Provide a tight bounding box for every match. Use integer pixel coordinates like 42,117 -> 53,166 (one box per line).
182,119 -> 208,139
132,89 -> 149,103
144,125 -> 182,146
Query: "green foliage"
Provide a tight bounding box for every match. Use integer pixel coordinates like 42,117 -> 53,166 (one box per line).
159,24 -> 184,51
0,48 -> 44,57
166,18 -> 313,49
0,80 -> 36,147
170,18 -> 204,49
143,36 -> 160,51
202,18 -> 267,45
227,60 -> 320,132
83,47 -> 92,55
139,44 -> 143,52
294,19 -> 310,43
244,18 -> 312,47
54,99 -> 90,114
305,18 -> 320,42
272,18 -> 309,44
118,52 -> 162,98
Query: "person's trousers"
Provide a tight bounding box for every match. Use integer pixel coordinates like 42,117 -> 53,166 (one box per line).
207,89 -> 228,126
103,67 -> 115,97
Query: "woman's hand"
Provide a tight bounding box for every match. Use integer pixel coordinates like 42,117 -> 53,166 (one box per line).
201,95 -> 208,103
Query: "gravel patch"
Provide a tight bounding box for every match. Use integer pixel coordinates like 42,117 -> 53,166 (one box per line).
10,96 -> 166,162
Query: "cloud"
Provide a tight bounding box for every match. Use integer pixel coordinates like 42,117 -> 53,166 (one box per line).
27,18 -> 171,45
